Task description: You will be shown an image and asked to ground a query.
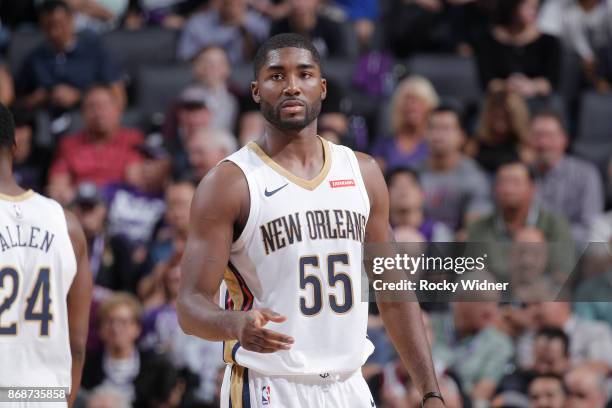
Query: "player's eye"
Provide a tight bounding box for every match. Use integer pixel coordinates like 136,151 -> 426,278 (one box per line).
271,73 -> 283,81
302,72 -> 313,79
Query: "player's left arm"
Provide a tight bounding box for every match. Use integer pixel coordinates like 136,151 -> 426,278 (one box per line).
64,211 -> 93,408
356,152 -> 444,407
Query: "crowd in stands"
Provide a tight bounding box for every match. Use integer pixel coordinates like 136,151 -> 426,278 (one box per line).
2,0 -> 612,407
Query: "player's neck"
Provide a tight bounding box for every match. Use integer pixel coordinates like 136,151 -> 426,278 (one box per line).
0,156 -> 25,197
260,122 -> 320,161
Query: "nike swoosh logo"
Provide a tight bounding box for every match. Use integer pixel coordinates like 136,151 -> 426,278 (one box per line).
264,183 -> 289,197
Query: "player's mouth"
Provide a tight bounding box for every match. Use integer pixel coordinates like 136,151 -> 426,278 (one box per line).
280,99 -> 305,113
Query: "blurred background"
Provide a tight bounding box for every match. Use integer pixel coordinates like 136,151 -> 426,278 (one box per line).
1,0 -> 612,407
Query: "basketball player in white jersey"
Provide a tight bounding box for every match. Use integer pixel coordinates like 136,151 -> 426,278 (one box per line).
178,34 -> 445,408
0,103 -> 92,407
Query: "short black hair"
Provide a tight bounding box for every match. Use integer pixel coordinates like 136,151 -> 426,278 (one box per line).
430,102 -> 465,130
496,158 -> 536,182
535,327 -> 570,357
38,0 -> 72,17
0,103 -> 15,151
253,33 -> 321,78
530,108 -> 566,131
385,166 -> 421,187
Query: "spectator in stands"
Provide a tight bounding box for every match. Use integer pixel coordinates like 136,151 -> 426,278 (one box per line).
16,1 -> 125,112
564,366 -> 608,408
509,227 -> 562,301
465,89 -> 533,176
332,0 -> 378,51
386,167 -> 454,242
0,60 -> 14,106
103,135 -> 170,264
473,0 -> 561,98
72,182 -> 134,290
419,105 -> 492,233
187,47 -> 239,132
66,0 -> 129,32
539,0 -> 612,87
163,88 -> 213,178
527,374 -> 567,408
530,110 -> 603,243
177,0 -> 269,63
141,180 -> 194,277
48,85 -> 143,205
87,385 -> 131,408
122,0 -> 199,29
140,250 -> 183,343
431,297 -> 514,405
573,227 -> 612,326
242,0 -> 291,21
521,301 -> 612,375
467,160 -> 572,243
270,0 -> 351,58
12,108 -> 51,192
186,127 -> 237,181
383,0 -> 450,58
372,76 -> 438,173
497,328 -> 570,396
82,292 -> 172,403
467,161 -> 574,279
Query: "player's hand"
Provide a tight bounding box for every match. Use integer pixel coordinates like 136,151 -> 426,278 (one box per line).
235,308 -> 294,353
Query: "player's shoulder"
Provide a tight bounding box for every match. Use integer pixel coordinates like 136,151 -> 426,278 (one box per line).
192,159 -> 248,211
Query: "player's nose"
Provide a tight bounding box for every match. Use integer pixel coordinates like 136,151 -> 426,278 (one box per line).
283,75 -> 301,96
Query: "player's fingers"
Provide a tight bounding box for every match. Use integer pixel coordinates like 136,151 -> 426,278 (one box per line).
244,339 -> 284,353
259,308 -> 287,323
260,327 -> 294,345
252,332 -> 292,351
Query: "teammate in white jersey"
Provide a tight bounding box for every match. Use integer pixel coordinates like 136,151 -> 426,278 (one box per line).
0,103 -> 92,407
177,34 -> 445,408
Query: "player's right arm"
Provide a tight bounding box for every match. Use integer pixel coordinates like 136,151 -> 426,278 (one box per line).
177,162 -> 294,353
65,211 -> 93,408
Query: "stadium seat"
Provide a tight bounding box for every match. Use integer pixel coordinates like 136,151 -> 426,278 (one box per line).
102,28 -> 179,83
6,31 -> 44,75
135,64 -> 193,117
572,91 -> 612,171
323,58 -> 357,92
404,54 -> 482,107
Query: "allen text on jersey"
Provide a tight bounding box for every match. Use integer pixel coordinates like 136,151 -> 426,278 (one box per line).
0,224 -> 55,253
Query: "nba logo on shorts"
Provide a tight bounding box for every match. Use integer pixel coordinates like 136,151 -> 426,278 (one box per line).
261,385 -> 271,405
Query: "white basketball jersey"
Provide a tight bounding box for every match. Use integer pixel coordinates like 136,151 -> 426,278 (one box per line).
0,191 -> 76,391
223,137 -> 374,375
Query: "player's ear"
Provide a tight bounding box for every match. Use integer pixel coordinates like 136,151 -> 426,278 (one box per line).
320,78 -> 327,101
251,81 -> 260,104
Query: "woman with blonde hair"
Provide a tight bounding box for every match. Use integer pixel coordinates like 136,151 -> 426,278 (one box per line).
465,89 -> 534,175
372,75 -> 439,173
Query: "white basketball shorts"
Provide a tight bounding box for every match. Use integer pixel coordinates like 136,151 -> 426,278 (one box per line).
220,364 -> 376,408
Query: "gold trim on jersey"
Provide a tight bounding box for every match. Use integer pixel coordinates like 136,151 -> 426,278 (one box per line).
230,364 -> 248,408
223,268 -> 242,364
247,136 -> 331,191
0,190 -> 34,202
